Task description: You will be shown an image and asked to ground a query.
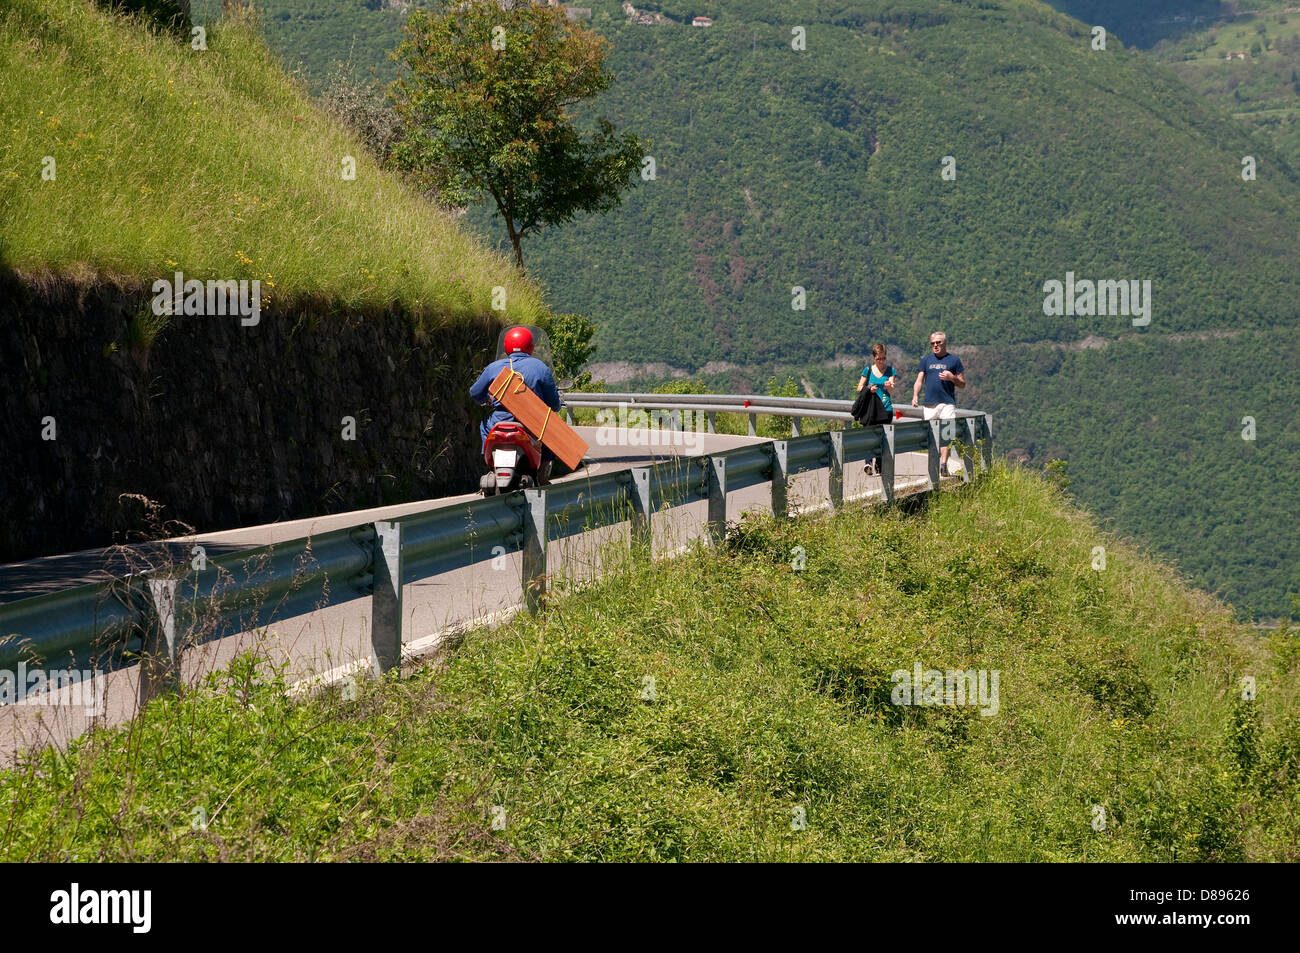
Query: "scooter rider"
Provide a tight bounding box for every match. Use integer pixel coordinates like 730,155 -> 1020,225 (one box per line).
469,326 -> 562,485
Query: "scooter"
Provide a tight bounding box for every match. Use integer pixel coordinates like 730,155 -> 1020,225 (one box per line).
479,421 -> 547,495
477,324 -> 560,496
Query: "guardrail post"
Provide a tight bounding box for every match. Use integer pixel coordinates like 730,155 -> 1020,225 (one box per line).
706,456 -> 727,545
771,440 -> 789,519
973,414 -> 989,472
981,414 -> 994,468
828,430 -> 844,511
791,417 -> 802,437
371,520 -> 404,674
138,577 -> 180,706
564,407 -> 574,426
522,488 -> 548,614
926,419 -> 942,489
706,412 -> 716,434
881,424 -> 897,504
961,418 -> 979,484
747,413 -> 757,437
629,467 -> 652,554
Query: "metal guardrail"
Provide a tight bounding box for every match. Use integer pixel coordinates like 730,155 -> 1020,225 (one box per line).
0,398 -> 993,708
561,390 -> 982,436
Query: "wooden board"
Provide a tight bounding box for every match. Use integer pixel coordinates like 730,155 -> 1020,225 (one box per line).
488,367 -> 589,471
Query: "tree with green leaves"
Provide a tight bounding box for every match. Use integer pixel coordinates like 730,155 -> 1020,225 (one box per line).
388,0 -> 646,272
537,311 -> 597,385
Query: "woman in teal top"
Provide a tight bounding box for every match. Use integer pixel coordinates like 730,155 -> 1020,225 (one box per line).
857,343 -> 897,414
857,344 -> 897,474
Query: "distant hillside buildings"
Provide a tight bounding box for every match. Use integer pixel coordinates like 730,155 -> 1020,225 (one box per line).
621,3 -> 672,25
617,5 -> 713,26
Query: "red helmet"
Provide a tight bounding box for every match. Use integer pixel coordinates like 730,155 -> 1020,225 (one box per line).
503,326 -> 534,355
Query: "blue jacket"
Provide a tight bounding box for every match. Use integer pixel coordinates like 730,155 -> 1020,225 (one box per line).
469,354 -> 562,447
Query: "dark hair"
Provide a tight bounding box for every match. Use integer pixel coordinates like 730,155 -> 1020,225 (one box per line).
871,343 -> 886,360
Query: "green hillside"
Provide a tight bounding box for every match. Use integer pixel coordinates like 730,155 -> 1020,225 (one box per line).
175,2 -> 1300,363
4,468 -> 1296,860
0,0 -> 545,325
492,0 -> 1300,367
970,332 -> 1300,620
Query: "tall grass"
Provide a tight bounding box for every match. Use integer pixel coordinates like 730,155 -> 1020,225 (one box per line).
1,466 -> 1295,861
0,0 -> 546,326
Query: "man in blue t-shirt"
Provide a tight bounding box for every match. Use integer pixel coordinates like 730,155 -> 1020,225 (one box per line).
911,331 -> 966,476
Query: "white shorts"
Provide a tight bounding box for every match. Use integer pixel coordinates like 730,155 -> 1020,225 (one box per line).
922,403 -> 956,421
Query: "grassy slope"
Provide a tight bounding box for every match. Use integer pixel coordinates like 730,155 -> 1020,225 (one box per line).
3,467 -> 1295,861
0,0 -> 545,325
